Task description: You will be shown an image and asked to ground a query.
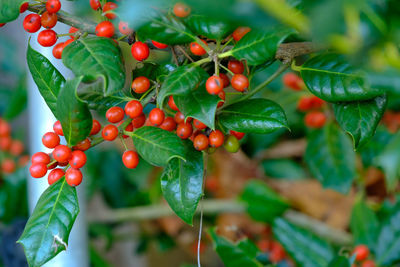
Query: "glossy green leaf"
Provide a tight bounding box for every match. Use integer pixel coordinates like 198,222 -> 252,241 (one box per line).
131,126 -> 186,167
305,123 -> 356,194
62,37 -> 125,96
18,178 -> 79,267
157,64 -> 208,107
0,0 -> 24,23
231,28 -> 294,65
161,141 -> 203,225
333,94 -> 387,149
328,256 -> 351,267
209,228 -> 262,267
350,198 -> 379,250
240,180 -> 289,222
219,98 -> 289,134
133,62 -> 176,83
27,43 -> 65,115
359,126 -> 393,167
273,218 -> 334,267
56,77 -> 93,146
174,85 -> 220,129
185,15 -> 234,40
300,53 -> 384,102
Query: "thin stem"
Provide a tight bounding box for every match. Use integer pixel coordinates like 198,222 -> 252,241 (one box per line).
171,46 -> 179,66
193,57 -> 212,67
119,136 -> 128,151
219,63 -> 234,75
139,86 -> 154,101
218,50 -> 233,58
176,45 -> 195,63
220,37 -> 233,51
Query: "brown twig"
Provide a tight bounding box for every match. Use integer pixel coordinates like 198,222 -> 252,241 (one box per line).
276,42 -> 321,64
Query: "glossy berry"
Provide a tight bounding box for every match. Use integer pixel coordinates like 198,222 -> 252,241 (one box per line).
89,0 -> 101,10
232,26 -> 251,41
72,138 -> 91,151
224,135 -> 240,153
168,96 -> 179,111
160,117 -> 176,131
53,145 -> 72,163
229,130 -> 245,140
209,130 -> 224,148
269,242 -> 286,264
177,122 -> 193,139
30,163 -> 48,178
10,140 -> 24,156
353,245 -> 370,262
219,73 -> 230,88
103,2 -> 117,19
193,119 -> 207,130
361,260 -> 376,267
132,113 -> 146,128
32,152 -> 51,165
131,41 -> 150,61
69,26 -> 79,38
125,100 -> 143,118
46,0 -> 61,13
42,132 -> 60,148
283,72 -> 303,91
95,21 -> 114,38
190,40 -> 207,56
106,106 -> 125,123
151,40 -> 168,49
69,150 -> 87,169
149,108 -> 165,126
206,75 -> 224,95
52,42 -> 65,59
304,111 -> 326,128
20,2 -> 29,13
90,119 -> 102,135
218,90 -> 225,108
38,29 -> 57,47
23,14 -> 41,33
53,120 -> 64,136
118,21 -> 133,35
228,60 -> 244,74
65,168 -> 83,186
41,11 -> 58,28
173,2 -> 191,18
64,38 -> 74,48
48,168 -> 65,185
122,150 -> 139,169
174,111 -> 185,124
131,76 -> 150,94
231,74 -> 249,92
102,124 -> 119,141
193,134 -> 209,151
2,159 -> 16,174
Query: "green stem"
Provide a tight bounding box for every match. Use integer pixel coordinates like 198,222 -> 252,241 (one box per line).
218,50 -> 233,58
219,63 -> 234,75
193,57 -> 212,66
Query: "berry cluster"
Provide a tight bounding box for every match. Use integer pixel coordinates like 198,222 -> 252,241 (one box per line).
352,245 -> 375,267
257,238 -> 292,265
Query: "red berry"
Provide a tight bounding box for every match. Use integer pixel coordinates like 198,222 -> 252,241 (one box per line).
190,40 -> 207,56
121,121 -> 133,138
118,21 -> 133,35
229,130 -> 245,140
72,138 -> 91,151
283,72 -> 303,91
23,14 -> 41,33
69,150 -> 87,169
30,163 -> 48,178
38,29 -> 57,47
42,132 -> 60,148
193,119 -> 207,130
0,136 -> 11,151
232,26 -> 251,41
90,119 -> 102,135
173,2 -> 191,17
361,260 -> 376,267
53,145 -> 72,163
53,120 -> 64,136
206,75 -> 224,95
149,108 -> 165,126
217,90 -> 225,108
9,140 -> 24,156
228,60 -> 244,74
353,245 -> 370,262
125,100 -> 143,118
89,0 -> 101,10
20,2 -> 29,13
168,96 -> 179,111
132,113 -> 146,128
2,159 -> 16,174
41,11 -> 58,28
151,40 -> 168,49
48,168 -> 65,185
231,74 -> 249,92
95,21 -> 114,38
174,111 -> 185,124
52,42 -> 64,59
0,120 -> 10,137
160,117 -> 177,131
0,23 -> 5,28
122,150 -> 139,169
106,106 -> 125,123
32,152 -> 51,165
176,122 -> 193,139
311,96 -> 325,109
65,168 -> 83,186
102,124 -> 119,141
131,41 -> 150,61
269,242 -> 286,264
304,111 -> 327,128
46,0 -> 61,13
131,76 -> 150,94
209,130 -> 224,147
68,26 -> 79,38
297,96 -> 313,111
194,134 -> 209,151
219,73 -> 230,88
103,2 -> 118,19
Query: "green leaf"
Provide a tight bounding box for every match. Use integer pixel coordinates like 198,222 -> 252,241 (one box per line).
359,126 -> 393,167
137,12 -> 195,45
161,141 -> 203,225
157,64 -> 208,107
27,43 -> 65,115
18,178 -> 79,267
3,76 -> 27,120
185,15 -> 234,40
56,77 -> 93,146
219,98 -> 289,134
305,123 -> 356,194
208,228 -> 262,267
240,180 -> 289,222
174,84 -> 220,129
0,0 -> 24,23
350,198 -> 379,250
273,218 -> 334,267
133,62 -> 176,83
300,53 -> 384,102
231,28 -> 294,66
328,256 -> 351,267
333,94 -> 387,150
131,126 -> 186,167
62,37 -> 125,96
